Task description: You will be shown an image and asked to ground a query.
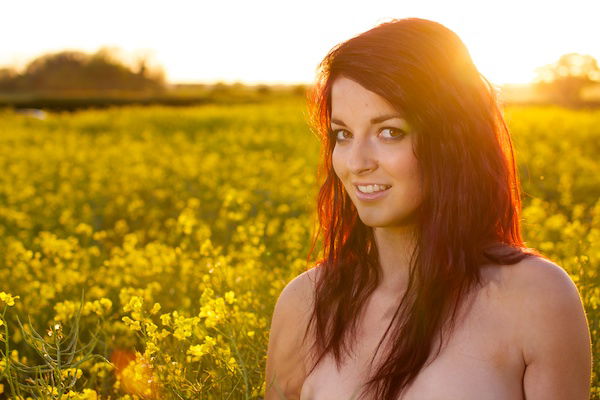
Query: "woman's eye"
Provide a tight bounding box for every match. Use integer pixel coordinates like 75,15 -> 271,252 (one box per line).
380,127 -> 406,139
332,129 -> 349,141
331,127 -> 405,142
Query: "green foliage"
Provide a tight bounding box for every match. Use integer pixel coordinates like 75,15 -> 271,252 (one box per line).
0,48 -> 165,94
534,53 -> 600,106
1,292 -> 109,399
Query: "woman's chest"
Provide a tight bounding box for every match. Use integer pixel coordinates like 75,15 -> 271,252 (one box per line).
300,285 -> 526,400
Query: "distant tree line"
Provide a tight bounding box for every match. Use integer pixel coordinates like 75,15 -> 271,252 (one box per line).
0,48 -> 165,93
2,46 -> 597,108
534,53 -> 600,106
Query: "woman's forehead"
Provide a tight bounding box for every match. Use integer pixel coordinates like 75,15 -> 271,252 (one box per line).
331,78 -> 398,115
330,77 -> 406,124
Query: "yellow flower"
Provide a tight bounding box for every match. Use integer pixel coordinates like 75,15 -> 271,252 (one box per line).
150,302 -> 161,315
226,356 -> 238,372
54,301 -> 78,322
74,222 -> 93,237
204,335 -> 216,347
199,306 -> 219,329
61,367 -> 83,380
224,291 -> 236,304
186,335 -> 217,361
144,320 -> 157,335
144,341 -> 159,357
187,344 -> 206,358
159,313 -> 171,326
172,314 -> 199,341
83,298 -> 113,317
45,385 -> 59,395
81,389 -> 98,400
122,316 -> 141,331
99,298 -> 112,310
0,292 -> 20,307
89,361 -> 113,379
123,296 -> 143,313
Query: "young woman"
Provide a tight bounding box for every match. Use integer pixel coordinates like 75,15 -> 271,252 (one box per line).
265,18 -> 592,400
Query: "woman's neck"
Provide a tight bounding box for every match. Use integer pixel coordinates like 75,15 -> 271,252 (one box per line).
372,225 -> 417,296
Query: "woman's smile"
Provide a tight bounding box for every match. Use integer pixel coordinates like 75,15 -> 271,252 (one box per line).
354,184 -> 392,201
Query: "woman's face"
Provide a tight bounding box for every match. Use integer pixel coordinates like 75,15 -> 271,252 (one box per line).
331,76 -> 423,228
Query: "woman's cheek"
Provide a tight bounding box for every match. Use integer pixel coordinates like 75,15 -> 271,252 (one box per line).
331,148 -> 346,182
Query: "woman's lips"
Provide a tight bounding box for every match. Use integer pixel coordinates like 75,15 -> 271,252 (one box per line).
354,186 -> 391,201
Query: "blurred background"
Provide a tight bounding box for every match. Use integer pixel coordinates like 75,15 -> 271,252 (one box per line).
1,0 -> 599,109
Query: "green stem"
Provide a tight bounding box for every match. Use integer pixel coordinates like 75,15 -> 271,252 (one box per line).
226,325 -> 250,400
2,306 -> 20,397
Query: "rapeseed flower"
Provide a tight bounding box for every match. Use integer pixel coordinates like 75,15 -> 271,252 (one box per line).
0,292 -> 19,306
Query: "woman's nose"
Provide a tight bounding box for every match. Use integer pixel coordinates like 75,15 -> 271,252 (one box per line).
347,139 -> 377,175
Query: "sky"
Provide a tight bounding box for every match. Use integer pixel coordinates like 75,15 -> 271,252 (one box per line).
1,0 -> 599,86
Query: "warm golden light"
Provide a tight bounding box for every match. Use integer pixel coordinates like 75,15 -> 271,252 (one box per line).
111,348 -> 161,399
0,0 -> 598,85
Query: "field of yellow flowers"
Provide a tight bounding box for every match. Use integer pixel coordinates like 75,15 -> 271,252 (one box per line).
0,99 -> 598,399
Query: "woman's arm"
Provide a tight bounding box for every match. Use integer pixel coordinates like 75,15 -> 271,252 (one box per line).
515,257 -> 592,399
265,269 -> 316,400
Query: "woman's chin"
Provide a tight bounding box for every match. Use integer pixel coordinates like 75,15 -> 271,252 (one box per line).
357,213 -> 394,228
358,211 -> 419,229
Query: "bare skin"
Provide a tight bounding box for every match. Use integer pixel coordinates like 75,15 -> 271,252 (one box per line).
299,263 -> 523,400
296,257 -> 591,400
265,255 -> 591,400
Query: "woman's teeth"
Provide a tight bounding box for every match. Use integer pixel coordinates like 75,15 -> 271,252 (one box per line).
357,184 -> 391,193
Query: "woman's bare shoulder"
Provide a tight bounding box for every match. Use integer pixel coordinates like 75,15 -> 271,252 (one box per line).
474,256 -> 590,398
479,255 -> 575,297
499,255 -> 580,300
505,256 -> 591,397
264,264 -> 323,399
284,264 -> 323,310
477,255 -> 585,343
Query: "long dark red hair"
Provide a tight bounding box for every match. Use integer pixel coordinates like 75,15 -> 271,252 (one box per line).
302,17 -> 544,399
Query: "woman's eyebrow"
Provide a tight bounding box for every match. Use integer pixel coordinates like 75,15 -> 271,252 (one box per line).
331,113 -> 404,126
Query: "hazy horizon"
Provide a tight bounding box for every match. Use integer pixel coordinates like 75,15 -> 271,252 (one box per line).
2,0 -> 599,86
